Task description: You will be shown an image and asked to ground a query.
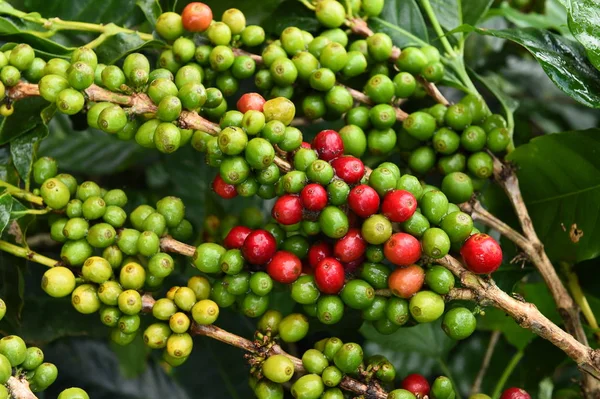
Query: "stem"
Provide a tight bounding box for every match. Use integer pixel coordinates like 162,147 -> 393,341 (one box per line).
491,349 -> 524,399
436,254 -> 600,381
159,236 -> 196,257
0,180 -> 44,206
0,6 -> 154,41
6,376 -> 37,399
562,262 -> 600,343
471,331 -> 501,395
0,240 -> 58,267
297,0 -> 316,11
419,0 -> 457,58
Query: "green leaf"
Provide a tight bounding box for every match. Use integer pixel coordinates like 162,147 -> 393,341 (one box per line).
486,2 -> 570,36
507,129 -> 600,262
10,126 -> 46,187
93,32 -> 164,65
473,71 -> 519,138
0,193 -> 13,236
565,0 -> 600,72
459,26 -> 600,108
462,0 -> 494,26
428,0 -> 461,31
39,114 -> 143,175
369,0 -> 429,48
262,0 -> 320,35
136,0 -> 162,27
0,97 -> 55,145
43,338 -> 189,399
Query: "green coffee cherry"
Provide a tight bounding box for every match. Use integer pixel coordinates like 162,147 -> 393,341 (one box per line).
0,335 -> 26,367
60,239 -> 93,266
333,342 -> 363,373
71,284 -> 101,314
279,313 -> 309,343
263,354 -> 295,383
0,353 -> 11,384
291,374 -> 324,399
442,307 -> 477,340
409,290 -> 445,323
41,177 -> 70,209
33,157 -> 58,185
58,387 -> 90,399
118,289 -> 142,315
302,349 -> 328,374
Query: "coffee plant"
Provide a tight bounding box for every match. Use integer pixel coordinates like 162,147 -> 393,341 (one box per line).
0,0 -> 598,398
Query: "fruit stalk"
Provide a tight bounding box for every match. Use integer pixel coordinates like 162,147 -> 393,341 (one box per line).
436,254 -> 600,380
6,375 -> 37,399
471,331 -> 501,396
0,239 -> 59,268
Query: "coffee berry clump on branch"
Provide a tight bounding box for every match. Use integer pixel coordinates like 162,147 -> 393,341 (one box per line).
0,0 -> 534,398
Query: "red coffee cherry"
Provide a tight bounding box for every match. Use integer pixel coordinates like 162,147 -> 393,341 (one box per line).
333,228 -> 367,263
401,373 -> 430,397
242,229 -> 277,265
381,190 -> 417,222
181,2 -> 213,32
237,93 -> 266,113
348,185 -> 380,218
312,129 -> 344,161
301,183 -> 328,211
314,257 -> 345,294
343,256 -> 365,274
223,225 -> 252,249
500,388 -> 531,399
460,233 -> 503,274
308,241 -> 333,268
212,175 -> 237,199
384,233 -> 422,266
272,194 -> 303,225
300,141 -> 312,149
331,156 -> 365,184
266,251 -> 302,284
387,264 -> 425,298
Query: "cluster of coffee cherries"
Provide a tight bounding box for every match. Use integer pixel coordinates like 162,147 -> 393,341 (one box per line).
0,299 -> 89,399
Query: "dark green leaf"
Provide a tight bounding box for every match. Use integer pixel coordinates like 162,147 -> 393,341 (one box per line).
428,0 -> 461,31
458,26 -> 600,108
369,0 -> 429,48
43,338 -> 189,399
39,114 -> 143,175
462,0 -> 494,27
0,97 -> 54,145
0,193 -> 13,236
506,129 -> 600,262
10,126 -> 46,187
486,2 -> 570,35
262,0 -> 320,35
0,252 -> 25,323
136,0 -> 162,27
565,0 -> 600,72
93,32 -> 164,65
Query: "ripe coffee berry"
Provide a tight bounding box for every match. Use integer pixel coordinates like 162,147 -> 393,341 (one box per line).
308,241 -> 333,268
348,185 -> 380,218
384,233 -> 422,266
334,228 -> 367,263
301,183 -> 328,211
381,190 -> 417,222
314,257 -> 345,294
266,251 -> 302,284
272,194 -> 303,225
501,388 -> 531,399
460,233 -> 502,274
313,129 -> 344,161
402,374 -> 430,397
331,156 -> 365,184
223,225 -> 252,249
212,175 -> 237,199
388,264 -> 425,298
181,2 -> 213,32
237,92 -> 265,113
241,229 -> 277,265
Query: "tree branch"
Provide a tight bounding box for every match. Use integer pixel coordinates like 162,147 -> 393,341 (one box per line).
436,254 -> 600,381
6,376 -> 37,399
159,236 -> 196,257
471,330 -> 500,395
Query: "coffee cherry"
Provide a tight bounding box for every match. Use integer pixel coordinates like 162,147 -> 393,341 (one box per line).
445,103 -> 473,131
388,264 -> 425,298
23,346 -> 46,371
333,342 -> 363,373
223,226 -> 252,250
387,389 -> 416,399
242,229 -> 277,265
180,2 -> 212,33
425,265 -> 455,295
212,174 -> 237,199
420,190 -> 449,225
272,194 -> 303,225
82,256 -> 112,284
41,177 -> 70,209
156,12 -> 184,40
330,156 -> 365,184
460,233 -> 502,274
98,281 -> 123,306
340,279 -> 374,309
385,297 -> 409,325
422,227 -> 451,259
0,335 -> 26,367
194,243 -> 226,273
318,206 -> 349,239
262,354 -> 295,383
470,394 -> 492,399
0,65 -> 20,87
409,290 -> 445,323
311,129 -> 343,161
362,0 -> 385,16
299,183 -> 327,212
361,214 -> 392,245
0,299 -> 4,322
403,111 -> 437,141
71,284 -> 101,314
364,74 -> 395,103
500,388 -> 531,399
381,190 -> 417,223
30,362 -> 58,392
316,0 -> 346,28
290,275 -> 320,304
401,374 -> 430,397
442,307 -> 476,340
58,388 -> 90,399
347,185 -> 379,218
267,251 -> 302,284
333,228 -> 366,263
307,241 -> 332,269
431,376 -> 455,399
190,299 -> 219,325
314,257 -> 345,294
384,233 -> 422,266
279,313 -> 309,342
